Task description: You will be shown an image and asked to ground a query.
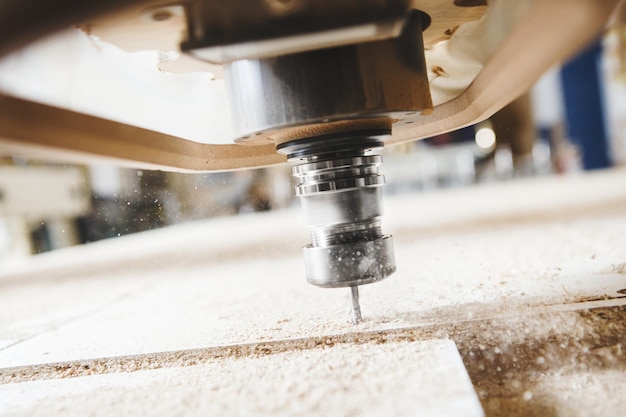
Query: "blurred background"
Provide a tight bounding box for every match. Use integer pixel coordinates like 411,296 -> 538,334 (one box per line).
1,21 -> 625,266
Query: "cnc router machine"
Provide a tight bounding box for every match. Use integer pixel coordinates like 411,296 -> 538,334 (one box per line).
0,0 -> 620,317
0,1 -> 625,416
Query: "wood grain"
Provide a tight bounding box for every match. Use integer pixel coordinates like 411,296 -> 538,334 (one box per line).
0,94 -> 285,172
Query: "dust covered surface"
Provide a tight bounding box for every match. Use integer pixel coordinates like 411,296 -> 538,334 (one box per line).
0,339 -> 484,417
1,169 -> 626,369
458,306 -> 626,417
2,303 -> 625,417
1,169 -> 626,415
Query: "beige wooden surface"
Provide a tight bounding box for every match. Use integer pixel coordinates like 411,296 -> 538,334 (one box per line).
0,168 -> 625,416
1,168 -> 626,366
0,339 -> 485,417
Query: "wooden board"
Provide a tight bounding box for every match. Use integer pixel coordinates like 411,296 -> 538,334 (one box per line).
1,168 -> 626,416
0,339 -> 485,417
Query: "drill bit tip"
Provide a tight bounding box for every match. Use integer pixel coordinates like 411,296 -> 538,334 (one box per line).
349,285 -> 362,325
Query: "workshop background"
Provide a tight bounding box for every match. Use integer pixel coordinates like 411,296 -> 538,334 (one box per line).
0,27 -> 624,265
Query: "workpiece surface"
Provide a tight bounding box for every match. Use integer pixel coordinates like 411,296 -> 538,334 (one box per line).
1,168 -> 626,416
1,339 -> 484,417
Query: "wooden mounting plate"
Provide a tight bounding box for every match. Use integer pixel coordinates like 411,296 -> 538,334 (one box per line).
0,0 -> 619,171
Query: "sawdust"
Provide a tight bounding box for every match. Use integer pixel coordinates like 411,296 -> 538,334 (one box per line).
1,304 -> 624,417
2,303 -> 623,383
462,306 -> 626,417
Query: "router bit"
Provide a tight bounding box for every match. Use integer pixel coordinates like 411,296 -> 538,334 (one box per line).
350,286 -> 362,325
